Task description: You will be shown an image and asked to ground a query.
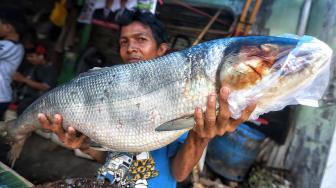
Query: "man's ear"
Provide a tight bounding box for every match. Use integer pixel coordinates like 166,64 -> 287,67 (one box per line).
157,43 -> 169,57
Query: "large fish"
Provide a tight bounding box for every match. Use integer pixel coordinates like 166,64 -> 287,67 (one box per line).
0,35 -> 332,166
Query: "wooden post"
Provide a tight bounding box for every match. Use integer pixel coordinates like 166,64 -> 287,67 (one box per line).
171,0 -> 228,26
192,10 -> 222,46
244,0 -> 263,35
234,0 -> 252,36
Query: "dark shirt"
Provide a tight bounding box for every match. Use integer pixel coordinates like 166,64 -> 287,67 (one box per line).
92,8 -> 115,22
14,62 -> 57,115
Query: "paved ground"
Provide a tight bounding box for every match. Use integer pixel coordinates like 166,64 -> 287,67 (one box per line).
0,133 -> 101,185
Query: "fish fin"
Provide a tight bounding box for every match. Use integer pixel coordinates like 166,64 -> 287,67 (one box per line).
77,66 -> 110,78
0,119 -> 16,138
155,116 -> 195,132
88,140 -> 108,151
90,67 -> 103,71
0,121 -> 6,137
3,119 -> 29,167
8,138 -> 27,167
88,146 -> 109,151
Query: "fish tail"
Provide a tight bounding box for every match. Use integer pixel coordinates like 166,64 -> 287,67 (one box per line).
8,138 -> 27,167
0,121 -> 6,137
0,119 -> 29,167
0,119 -> 16,138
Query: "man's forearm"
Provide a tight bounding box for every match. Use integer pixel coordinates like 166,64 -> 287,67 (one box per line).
80,147 -> 106,164
171,131 -> 210,182
24,79 -> 50,91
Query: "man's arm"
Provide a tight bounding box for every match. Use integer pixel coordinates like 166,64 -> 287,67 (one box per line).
13,72 -> 50,91
171,86 -> 256,182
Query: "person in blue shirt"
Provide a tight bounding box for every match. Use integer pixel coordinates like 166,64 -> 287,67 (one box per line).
38,11 -> 256,187
0,6 -> 25,121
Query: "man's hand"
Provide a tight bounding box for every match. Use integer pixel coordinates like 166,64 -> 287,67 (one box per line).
12,72 -> 27,83
171,86 -> 256,182
37,113 -> 106,163
37,113 -> 88,150
192,86 -> 256,140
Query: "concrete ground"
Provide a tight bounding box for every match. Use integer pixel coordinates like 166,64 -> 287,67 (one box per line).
0,133 -> 101,186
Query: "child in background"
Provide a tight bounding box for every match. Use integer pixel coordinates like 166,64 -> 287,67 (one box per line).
13,43 -> 57,115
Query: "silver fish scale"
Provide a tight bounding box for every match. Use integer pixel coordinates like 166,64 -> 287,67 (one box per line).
12,36 -> 330,160
16,40 -> 226,152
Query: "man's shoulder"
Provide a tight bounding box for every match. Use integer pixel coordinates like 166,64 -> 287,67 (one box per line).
0,40 -> 23,54
0,40 -> 22,48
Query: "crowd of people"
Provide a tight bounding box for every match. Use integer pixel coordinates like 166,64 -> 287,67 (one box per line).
0,2 -> 256,188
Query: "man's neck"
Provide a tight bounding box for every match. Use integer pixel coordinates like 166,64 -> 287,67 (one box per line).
5,32 -> 19,42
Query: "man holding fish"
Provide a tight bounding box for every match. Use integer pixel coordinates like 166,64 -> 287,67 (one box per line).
38,11 -> 256,187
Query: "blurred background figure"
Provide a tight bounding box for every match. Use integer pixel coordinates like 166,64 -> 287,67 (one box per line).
92,0 -> 117,23
0,5 -> 25,121
12,43 -> 57,115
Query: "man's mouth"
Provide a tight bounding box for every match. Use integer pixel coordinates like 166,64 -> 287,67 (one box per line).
126,57 -> 143,63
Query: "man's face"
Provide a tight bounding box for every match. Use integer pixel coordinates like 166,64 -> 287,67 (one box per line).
105,0 -> 113,8
26,53 -> 45,65
0,20 -> 8,37
119,21 -> 166,64
0,20 -> 16,39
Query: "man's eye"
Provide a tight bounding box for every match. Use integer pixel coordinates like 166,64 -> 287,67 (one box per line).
120,40 -> 127,45
138,37 -> 146,42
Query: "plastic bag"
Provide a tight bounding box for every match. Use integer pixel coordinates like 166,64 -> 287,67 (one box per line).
227,35 -> 333,120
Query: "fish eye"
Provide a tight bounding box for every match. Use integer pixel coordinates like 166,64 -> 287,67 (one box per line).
260,44 -> 278,52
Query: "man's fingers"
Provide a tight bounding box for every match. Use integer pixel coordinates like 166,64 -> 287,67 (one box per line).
204,93 -> 217,137
53,114 -> 64,131
78,135 -> 89,149
226,122 -> 240,133
217,87 -> 231,135
230,102 -> 257,130
66,127 -> 77,141
37,113 -> 84,149
218,87 -> 231,119
240,102 -> 257,122
194,106 -> 204,133
205,93 -> 217,123
64,127 -> 85,149
54,114 -> 63,125
38,113 -> 51,130
49,114 -> 66,140
79,134 -> 88,144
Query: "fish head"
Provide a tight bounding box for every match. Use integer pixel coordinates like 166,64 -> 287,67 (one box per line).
219,40 -> 297,90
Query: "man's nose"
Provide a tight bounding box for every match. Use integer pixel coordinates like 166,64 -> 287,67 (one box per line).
127,41 -> 139,53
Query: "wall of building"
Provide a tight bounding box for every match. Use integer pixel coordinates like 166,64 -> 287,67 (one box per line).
264,0 -> 304,35
283,0 -> 336,187
252,0 -> 336,187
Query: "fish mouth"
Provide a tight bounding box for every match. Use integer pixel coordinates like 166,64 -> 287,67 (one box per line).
221,44 -> 296,90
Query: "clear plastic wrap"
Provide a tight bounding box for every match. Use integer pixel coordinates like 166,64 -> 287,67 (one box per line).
227,35 -> 333,120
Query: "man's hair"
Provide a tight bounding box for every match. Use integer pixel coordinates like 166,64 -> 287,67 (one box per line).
118,10 -> 168,46
0,5 -> 27,37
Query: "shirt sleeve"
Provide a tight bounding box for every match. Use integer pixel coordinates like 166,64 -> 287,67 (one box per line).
0,40 -> 24,76
0,41 -> 14,60
0,41 -> 8,58
167,132 -> 188,158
